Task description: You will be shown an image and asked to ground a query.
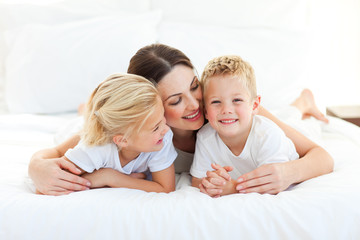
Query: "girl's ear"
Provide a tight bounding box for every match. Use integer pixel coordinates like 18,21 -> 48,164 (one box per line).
252,95 -> 261,114
113,135 -> 128,148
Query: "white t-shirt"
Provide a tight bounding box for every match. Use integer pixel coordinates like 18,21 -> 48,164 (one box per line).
190,115 -> 299,179
65,130 -> 177,175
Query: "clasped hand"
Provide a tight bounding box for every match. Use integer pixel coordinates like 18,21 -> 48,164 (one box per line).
199,162 -> 291,197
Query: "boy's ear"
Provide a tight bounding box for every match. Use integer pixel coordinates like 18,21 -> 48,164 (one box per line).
252,95 -> 261,114
113,135 -> 128,148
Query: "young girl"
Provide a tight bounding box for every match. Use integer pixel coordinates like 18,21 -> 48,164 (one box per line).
52,73 -> 177,193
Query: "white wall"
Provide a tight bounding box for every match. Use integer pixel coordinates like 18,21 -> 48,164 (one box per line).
0,0 -> 359,112
307,0 -> 360,108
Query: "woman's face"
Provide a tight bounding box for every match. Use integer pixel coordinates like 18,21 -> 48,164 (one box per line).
156,65 -> 204,131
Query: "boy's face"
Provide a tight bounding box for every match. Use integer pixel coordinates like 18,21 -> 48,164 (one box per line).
204,75 -> 258,139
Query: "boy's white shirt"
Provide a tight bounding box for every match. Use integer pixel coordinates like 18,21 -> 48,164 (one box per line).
190,115 -> 299,179
65,130 -> 177,175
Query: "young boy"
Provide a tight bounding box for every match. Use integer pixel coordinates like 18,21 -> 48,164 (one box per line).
190,55 -> 299,196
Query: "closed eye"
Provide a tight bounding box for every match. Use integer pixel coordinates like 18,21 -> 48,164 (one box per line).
169,97 -> 182,106
211,100 -> 221,104
191,82 -> 199,91
190,77 -> 200,91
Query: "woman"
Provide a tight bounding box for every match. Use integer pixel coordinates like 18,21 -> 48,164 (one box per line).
28,44 -> 333,196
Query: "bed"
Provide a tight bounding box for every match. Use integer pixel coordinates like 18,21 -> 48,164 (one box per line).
1,0 -> 360,239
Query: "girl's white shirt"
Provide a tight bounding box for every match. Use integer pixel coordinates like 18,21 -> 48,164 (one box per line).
65,130 -> 177,175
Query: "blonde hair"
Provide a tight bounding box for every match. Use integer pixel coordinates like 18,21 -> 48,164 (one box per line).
82,73 -> 160,146
201,55 -> 257,99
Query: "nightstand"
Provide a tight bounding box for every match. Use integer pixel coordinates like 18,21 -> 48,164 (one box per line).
326,105 -> 360,127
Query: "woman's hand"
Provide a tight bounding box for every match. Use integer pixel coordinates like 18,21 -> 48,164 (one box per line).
29,157 -> 91,195
236,162 -> 293,194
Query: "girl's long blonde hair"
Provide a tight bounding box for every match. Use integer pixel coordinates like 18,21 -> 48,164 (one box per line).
82,73 -> 160,146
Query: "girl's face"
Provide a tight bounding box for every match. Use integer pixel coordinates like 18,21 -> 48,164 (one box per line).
127,97 -> 169,153
156,65 -> 204,132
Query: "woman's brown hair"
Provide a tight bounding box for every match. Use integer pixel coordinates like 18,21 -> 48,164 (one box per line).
127,43 -> 194,85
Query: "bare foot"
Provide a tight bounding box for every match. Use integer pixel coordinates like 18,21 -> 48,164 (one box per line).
291,89 -> 329,123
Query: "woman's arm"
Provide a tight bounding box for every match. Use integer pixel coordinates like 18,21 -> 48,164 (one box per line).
236,106 -> 334,194
28,135 -> 91,195
82,165 -> 175,193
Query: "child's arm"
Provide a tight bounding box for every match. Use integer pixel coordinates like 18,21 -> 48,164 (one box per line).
82,164 -> 175,193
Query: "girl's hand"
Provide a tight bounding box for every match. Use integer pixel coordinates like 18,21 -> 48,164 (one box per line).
30,157 -> 91,195
236,162 -> 292,194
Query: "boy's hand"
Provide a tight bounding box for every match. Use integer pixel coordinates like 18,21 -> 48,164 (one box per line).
199,163 -> 233,197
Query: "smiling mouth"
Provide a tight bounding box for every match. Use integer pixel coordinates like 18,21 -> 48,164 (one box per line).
183,109 -> 200,119
219,119 -> 238,124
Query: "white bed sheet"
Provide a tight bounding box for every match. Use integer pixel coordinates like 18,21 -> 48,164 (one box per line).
0,113 -> 360,240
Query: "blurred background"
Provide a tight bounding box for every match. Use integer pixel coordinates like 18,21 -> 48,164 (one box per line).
0,0 -> 359,114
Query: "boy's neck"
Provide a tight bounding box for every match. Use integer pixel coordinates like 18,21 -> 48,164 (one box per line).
219,123 -> 252,156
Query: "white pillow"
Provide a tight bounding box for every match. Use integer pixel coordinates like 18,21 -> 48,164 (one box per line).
0,0 -> 151,31
0,0 -> 151,103
152,0 -> 309,31
158,21 -> 310,111
5,11 -> 161,114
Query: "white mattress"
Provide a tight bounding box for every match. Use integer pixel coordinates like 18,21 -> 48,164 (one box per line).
1,113 -> 360,240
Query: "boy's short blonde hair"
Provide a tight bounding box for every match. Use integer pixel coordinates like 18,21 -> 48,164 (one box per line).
201,55 -> 257,99
82,73 -> 160,146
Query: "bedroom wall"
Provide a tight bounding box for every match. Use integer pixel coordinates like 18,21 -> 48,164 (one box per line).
0,0 -> 359,113
307,0 -> 360,108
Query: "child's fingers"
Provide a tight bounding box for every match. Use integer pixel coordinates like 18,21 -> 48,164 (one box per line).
199,183 -> 222,197
201,177 -> 217,189
223,166 -> 234,172
199,183 -> 209,195
205,187 -> 223,196
216,168 -> 231,181
211,163 -> 232,181
206,171 -> 226,186
211,163 -> 233,172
